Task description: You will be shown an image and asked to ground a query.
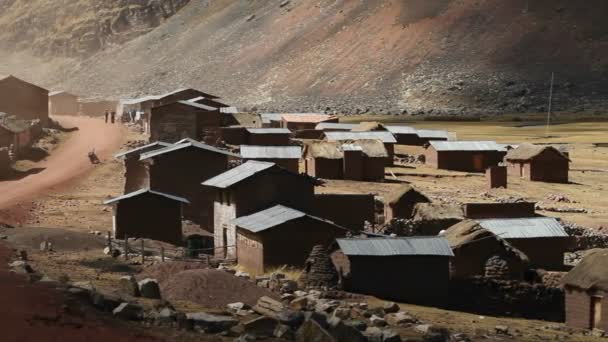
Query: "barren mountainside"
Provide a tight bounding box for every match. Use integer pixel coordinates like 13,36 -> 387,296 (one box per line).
1,0 -> 608,114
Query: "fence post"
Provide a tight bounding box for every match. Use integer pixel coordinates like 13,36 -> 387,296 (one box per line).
107,231 -> 112,254
161,247 -> 165,262
124,235 -> 129,260
141,239 -> 145,265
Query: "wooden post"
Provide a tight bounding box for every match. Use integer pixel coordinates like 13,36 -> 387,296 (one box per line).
161,247 -> 165,262
124,235 -> 129,260
107,231 -> 112,254
141,239 -> 145,264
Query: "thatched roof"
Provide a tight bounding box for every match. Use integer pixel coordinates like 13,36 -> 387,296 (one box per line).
443,220 -> 529,261
384,185 -> 429,205
344,139 -> 387,158
304,141 -> 343,159
562,249 -> 608,291
505,143 -> 570,162
351,121 -> 387,132
412,203 -> 464,221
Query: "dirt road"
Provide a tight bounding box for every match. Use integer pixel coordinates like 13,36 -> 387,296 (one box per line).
0,115 -> 126,209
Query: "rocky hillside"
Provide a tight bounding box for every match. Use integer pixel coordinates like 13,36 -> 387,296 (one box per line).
2,0 -> 608,114
0,0 -> 190,57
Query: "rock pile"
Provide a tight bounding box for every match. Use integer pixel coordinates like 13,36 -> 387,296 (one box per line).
563,222 -> 608,250
298,245 -> 340,289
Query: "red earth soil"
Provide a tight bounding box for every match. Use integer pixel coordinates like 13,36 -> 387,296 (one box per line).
0,115 -> 126,222
0,242 -> 162,342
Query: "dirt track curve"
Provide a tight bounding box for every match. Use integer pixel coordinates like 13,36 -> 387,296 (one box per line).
0,115 -> 126,210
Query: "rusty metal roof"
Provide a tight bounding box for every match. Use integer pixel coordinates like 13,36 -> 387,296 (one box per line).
103,188 -> 189,205
325,131 -> 397,144
429,141 -> 506,152
477,217 -> 568,239
232,204 -> 345,233
241,145 -> 301,159
337,237 -> 454,257
202,160 -> 275,188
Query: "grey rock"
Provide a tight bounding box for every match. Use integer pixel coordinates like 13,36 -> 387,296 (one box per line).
495,325 -> 510,335
138,278 -> 161,299
382,302 -> 400,314
113,302 -> 144,320
327,317 -> 367,342
227,302 -> 249,311
370,315 -> 387,327
274,323 -> 295,340
345,320 -> 367,331
332,307 -> 351,320
9,260 -> 34,274
415,324 -> 432,334
282,293 -> 296,302
296,319 -> 336,342
363,327 -> 384,342
382,329 -> 402,342
281,280 -> 298,293
186,312 -> 238,333
119,275 -> 140,297
385,311 -> 417,326
304,311 -> 329,329
290,296 -> 308,311
294,290 -> 308,297
244,316 -> 279,337
71,281 -> 95,292
236,334 -> 257,342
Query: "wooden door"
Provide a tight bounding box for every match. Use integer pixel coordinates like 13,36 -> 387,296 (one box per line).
473,154 -> 484,172
591,296 -> 603,329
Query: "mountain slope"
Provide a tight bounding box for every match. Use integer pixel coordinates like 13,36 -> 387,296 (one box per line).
3,0 -> 608,114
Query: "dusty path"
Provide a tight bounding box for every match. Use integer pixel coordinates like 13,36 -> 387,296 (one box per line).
0,115 -> 126,209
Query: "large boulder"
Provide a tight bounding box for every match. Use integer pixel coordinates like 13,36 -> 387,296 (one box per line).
186,312 -> 238,333
138,278 -> 161,299
112,302 -> 144,320
119,275 -> 140,297
254,296 -> 304,327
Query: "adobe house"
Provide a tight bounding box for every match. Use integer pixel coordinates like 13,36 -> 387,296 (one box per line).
233,205 -> 347,274
383,186 -> 431,221
139,140 -> 239,229
562,249 -> 608,331
475,217 -> 570,270
333,237 -> 453,305
149,101 -> 221,144
240,145 -> 301,173
114,141 -> 172,193
315,123 -> 357,132
202,161 -> 318,258
78,100 -> 118,116
0,75 -> 49,125
281,113 -> 339,131
416,129 -> 450,145
303,141 -> 344,179
463,202 -> 536,220
385,126 -> 420,145
312,193 -> 375,231
443,220 -> 529,280
49,91 -> 79,115
104,189 -> 189,245
245,128 -> 292,146
505,144 -> 570,183
324,131 -> 396,165
341,139 -> 388,181
0,113 -> 36,155
425,141 -> 507,172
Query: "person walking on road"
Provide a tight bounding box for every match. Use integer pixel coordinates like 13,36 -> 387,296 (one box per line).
110,111 -> 116,124
104,110 -> 109,123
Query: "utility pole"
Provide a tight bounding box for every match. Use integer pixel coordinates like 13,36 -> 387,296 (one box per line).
545,72 -> 555,138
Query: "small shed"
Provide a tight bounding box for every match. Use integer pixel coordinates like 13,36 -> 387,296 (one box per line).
333,237 -> 453,304
0,75 -> 49,125
325,131 -> 396,165
562,249 -> 608,331
425,141 -> 507,172
139,140 -> 239,229
233,205 -> 347,274
240,145 -> 301,173
385,126 -> 420,145
49,91 -> 79,115
505,144 -> 570,183
383,186 -> 431,221
245,128 -> 291,146
281,114 -> 338,131
150,101 -> 221,144
202,161 -> 317,259
104,189 -> 189,245
303,141 -> 344,179
443,220 -> 529,280
115,141 -> 172,193
476,217 -> 570,270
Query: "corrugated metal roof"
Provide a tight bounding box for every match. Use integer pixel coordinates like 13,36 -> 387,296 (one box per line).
232,205 -> 307,233
103,188 -> 190,205
176,101 -> 217,111
114,141 -> 172,159
477,217 -> 568,239
246,128 -> 291,134
315,123 -> 358,130
139,140 -> 239,160
202,160 -> 275,188
385,126 -> 418,134
416,129 -> 450,139
429,141 -> 506,152
241,145 -> 302,159
337,237 -> 454,257
325,131 -> 397,144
